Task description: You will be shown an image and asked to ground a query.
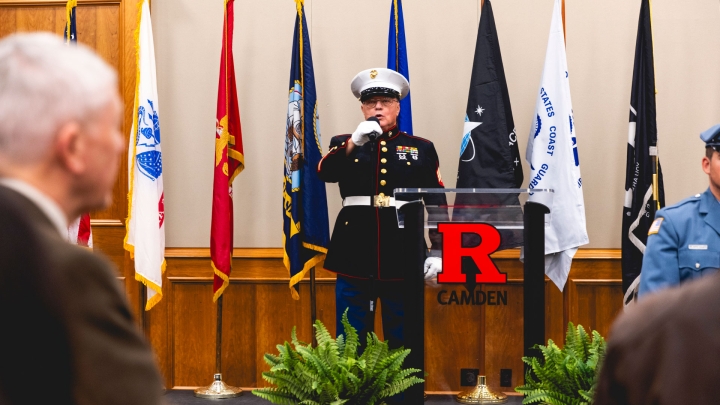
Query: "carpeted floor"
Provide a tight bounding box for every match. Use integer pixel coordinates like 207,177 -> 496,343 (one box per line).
164,390 -> 524,404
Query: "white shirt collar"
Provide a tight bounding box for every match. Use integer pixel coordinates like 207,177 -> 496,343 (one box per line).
0,178 -> 68,237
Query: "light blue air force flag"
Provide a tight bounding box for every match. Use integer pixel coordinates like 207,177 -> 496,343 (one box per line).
525,0 -> 588,291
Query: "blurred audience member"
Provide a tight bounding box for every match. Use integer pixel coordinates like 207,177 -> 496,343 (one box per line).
595,272 -> 720,405
0,33 -> 163,405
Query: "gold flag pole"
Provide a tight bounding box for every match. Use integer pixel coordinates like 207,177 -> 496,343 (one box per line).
648,0 -> 660,211
652,151 -> 660,211
194,295 -> 242,398
457,375 -> 508,404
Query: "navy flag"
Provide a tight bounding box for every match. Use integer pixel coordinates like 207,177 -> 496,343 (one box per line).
455,0 -> 523,250
64,0 -> 77,44
283,0 -> 330,300
622,0 -> 665,296
387,0 -> 412,135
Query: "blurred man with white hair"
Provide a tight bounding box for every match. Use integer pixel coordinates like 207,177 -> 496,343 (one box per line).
0,33 -> 163,404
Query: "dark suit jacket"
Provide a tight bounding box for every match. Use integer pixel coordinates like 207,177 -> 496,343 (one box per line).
595,271 -> 720,405
0,185 -> 163,405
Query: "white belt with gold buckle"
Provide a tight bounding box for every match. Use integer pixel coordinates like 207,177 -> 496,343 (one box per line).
342,195 -> 408,208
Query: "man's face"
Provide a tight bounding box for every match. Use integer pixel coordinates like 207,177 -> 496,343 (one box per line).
702,149 -> 720,193
74,93 -> 124,212
360,96 -> 400,131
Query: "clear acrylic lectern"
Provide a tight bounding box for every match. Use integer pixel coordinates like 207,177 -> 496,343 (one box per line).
393,188 -> 553,403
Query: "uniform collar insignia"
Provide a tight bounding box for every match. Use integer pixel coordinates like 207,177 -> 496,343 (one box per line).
381,125 -> 399,139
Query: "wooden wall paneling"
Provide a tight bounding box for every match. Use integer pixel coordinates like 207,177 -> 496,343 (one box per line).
221,281 -> 258,388
315,278 -> 337,336
483,281 -> 524,389
566,280 -> 623,339
145,267 -> 170,386
424,281 -> 485,392
545,279 -> 565,346
170,279 -> 216,387
152,250 -> 626,391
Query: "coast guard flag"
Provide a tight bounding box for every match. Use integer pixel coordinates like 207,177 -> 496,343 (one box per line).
456,0 -> 523,250
387,0 -> 412,135
283,0 -> 330,299
622,0 -> 665,295
526,0 -> 588,291
124,0 -> 166,310
211,0 -> 244,302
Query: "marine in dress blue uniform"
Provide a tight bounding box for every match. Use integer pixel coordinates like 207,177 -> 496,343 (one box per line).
317,68 -> 445,348
638,124 -> 720,297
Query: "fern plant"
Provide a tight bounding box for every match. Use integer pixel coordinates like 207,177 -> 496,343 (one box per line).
515,322 -> 606,405
252,309 -> 423,405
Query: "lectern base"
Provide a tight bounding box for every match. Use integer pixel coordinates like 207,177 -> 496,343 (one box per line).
193,373 -> 243,399
455,376 -> 508,404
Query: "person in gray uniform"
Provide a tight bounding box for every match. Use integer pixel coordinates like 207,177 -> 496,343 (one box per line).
638,123 -> 720,297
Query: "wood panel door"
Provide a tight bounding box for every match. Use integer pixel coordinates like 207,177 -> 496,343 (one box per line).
0,0 -> 141,318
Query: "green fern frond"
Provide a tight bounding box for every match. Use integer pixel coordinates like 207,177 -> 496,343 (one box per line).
340,310 -> 359,360
254,312 -> 422,405
252,387 -> 297,405
517,322 -> 607,405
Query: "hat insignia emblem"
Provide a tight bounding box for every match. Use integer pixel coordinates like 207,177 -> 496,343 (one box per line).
370,70 -> 378,79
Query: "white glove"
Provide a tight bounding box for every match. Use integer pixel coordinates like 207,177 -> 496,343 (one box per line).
424,257 -> 442,280
351,120 -> 382,146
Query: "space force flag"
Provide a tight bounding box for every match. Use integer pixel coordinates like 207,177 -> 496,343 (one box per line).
455,0 -> 523,250
124,0 -> 166,310
211,0 -> 245,302
283,0 -> 330,299
526,0 -> 588,291
622,0 -> 665,295
457,0 -> 522,190
387,0 -> 412,135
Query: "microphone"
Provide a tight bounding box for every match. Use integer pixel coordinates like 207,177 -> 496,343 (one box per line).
367,117 -> 381,141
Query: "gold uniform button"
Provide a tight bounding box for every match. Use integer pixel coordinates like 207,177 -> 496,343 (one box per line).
354,159 -> 359,162
378,193 -> 385,197
381,158 -> 387,164
345,221 -> 349,225
380,180 -> 387,186
382,147 -> 388,152
341,142 -> 346,146
380,141 -> 387,146
407,162 -> 411,166
381,169 -> 387,174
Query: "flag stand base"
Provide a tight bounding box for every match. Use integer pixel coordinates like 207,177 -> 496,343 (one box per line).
455,375 -> 507,404
193,373 -> 242,399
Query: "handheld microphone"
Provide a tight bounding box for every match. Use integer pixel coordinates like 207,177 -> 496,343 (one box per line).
367,117 -> 381,141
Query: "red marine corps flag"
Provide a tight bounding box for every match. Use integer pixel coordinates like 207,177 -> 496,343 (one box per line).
211,0 -> 244,302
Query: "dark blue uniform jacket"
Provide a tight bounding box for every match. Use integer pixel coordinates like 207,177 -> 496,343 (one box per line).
317,126 -> 445,280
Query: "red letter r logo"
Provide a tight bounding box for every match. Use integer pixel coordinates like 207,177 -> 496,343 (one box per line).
437,223 -> 507,284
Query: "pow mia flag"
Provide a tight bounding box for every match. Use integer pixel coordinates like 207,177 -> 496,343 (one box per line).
622,0 -> 665,296
455,0 -> 523,251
